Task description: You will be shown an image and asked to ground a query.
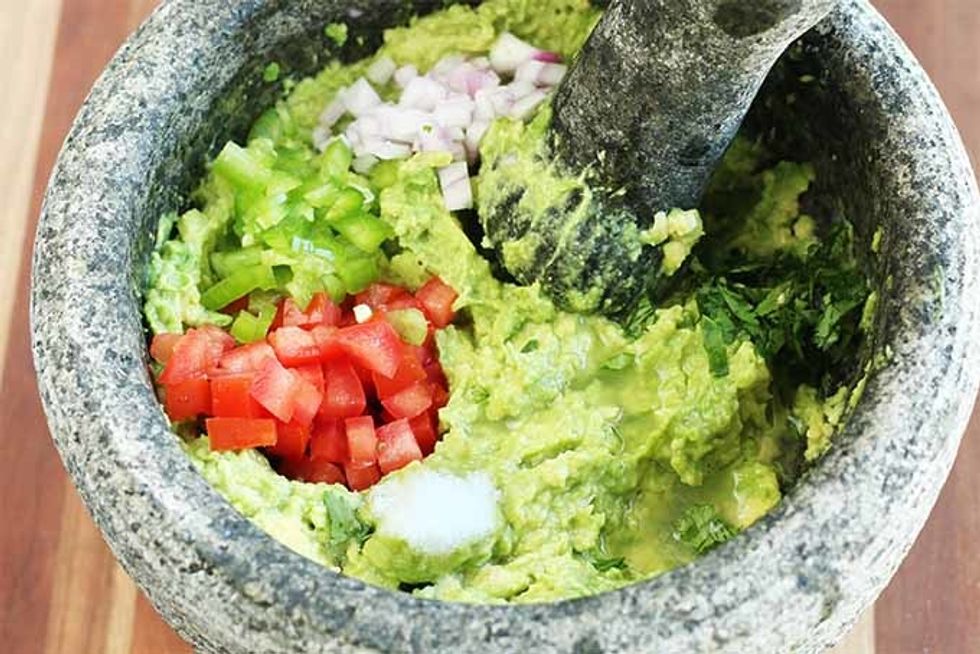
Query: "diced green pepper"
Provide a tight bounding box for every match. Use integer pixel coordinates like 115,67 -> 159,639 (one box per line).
322,139 -> 354,179
325,189 -> 364,222
370,160 -> 400,190
336,254 -> 379,293
201,265 -> 278,310
333,213 -> 393,252
211,248 -> 263,279
230,303 -> 277,343
212,142 -> 271,191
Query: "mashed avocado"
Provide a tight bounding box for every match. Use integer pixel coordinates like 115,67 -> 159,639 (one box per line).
150,0 -> 874,604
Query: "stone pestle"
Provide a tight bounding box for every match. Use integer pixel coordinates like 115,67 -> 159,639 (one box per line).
479,0 -> 837,317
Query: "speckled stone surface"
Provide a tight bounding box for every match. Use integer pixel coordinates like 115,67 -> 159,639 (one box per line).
30,1 -> 980,652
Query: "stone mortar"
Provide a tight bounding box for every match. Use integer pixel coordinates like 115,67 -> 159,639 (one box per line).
31,1 -> 980,652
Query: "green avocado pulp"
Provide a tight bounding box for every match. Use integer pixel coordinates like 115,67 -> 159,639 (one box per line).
154,0 -> 875,603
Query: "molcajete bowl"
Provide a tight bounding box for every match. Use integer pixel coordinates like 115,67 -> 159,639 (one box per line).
31,0 -> 980,652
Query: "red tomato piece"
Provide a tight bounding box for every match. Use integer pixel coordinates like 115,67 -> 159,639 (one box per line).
409,413 -> 439,455
280,298 -> 308,328
293,364 -> 325,394
352,363 -> 376,399
303,292 -> 343,327
344,461 -> 381,491
269,326 -> 322,367
206,417 -> 278,451
415,277 -> 458,328
163,378 -> 211,421
376,419 -> 423,474
334,320 -> 404,378
218,342 -> 277,374
266,421 -> 311,461
159,330 -> 212,385
280,457 -> 346,485
355,283 -> 412,310
310,325 -> 345,362
150,333 -> 181,365
250,358 -> 299,422
372,346 -> 427,399
381,381 -> 433,420
198,325 -> 236,359
319,359 -> 366,419
431,383 -> 450,410
220,296 -> 251,316
290,376 -> 323,428
310,418 -> 348,463
345,416 -> 377,463
210,374 -> 269,418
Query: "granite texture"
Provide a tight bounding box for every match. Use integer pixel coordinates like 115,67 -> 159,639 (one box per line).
30,1 -> 980,652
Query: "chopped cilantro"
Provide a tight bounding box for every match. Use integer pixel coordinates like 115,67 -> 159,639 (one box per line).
323,490 -> 371,558
695,221 -> 870,386
324,22 -> 349,46
672,505 -> 737,554
262,62 -> 281,83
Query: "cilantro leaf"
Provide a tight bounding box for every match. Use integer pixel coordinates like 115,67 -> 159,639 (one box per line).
672,505 -> 738,554
323,490 -> 372,558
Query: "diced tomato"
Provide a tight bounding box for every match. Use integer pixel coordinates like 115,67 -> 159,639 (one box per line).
218,342 -> 277,374
415,277 -> 458,328
372,346 -> 427,399
220,296 -> 251,316
280,298 -> 308,328
210,374 -> 269,418
293,364 -> 324,394
303,292 -> 343,327
250,358 -> 299,422
319,360 -> 366,418
381,381 -> 433,420
281,457 -> 346,485
334,320 -> 404,378
383,295 -> 422,311
310,325 -> 346,362
270,300 -> 286,331
409,413 -> 439,455
345,416 -> 377,463
310,419 -> 347,463
344,461 -> 381,491
206,417 -> 278,451
198,325 -> 236,359
159,330 -> 212,385
355,283 -> 412,310
376,419 -> 423,474
267,421 -> 311,461
431,383 -> 450,410
269,326 -> 322,367
290,376 -> 323,427
352,363 -> 376,399
163,378 -> 211,421
150,333 -> 181,365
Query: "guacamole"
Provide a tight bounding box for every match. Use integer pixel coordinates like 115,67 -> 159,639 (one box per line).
150,0 -> 873,604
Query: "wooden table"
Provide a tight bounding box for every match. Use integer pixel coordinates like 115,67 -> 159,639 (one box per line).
1,1 -> 977,652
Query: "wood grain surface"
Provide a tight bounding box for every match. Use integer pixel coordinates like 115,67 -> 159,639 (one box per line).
0,1 -> 976,652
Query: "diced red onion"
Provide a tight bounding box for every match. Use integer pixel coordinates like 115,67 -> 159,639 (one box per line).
394,65 -> 419,88
489,32 -> 539,74
465,120 -> 490,153
432,54 -> 467,79
366,56 -> 397,86
537,63 -> 568,87
318,98 -> 347,129
434,95 -> 475,129
399,76 -> 448,111
508,80 -> 537,100
352,154 -> 379,174
532,51 -> 563,64
515,60 -> 546,84
342,78 -> 382,117
509,89 -> 548,120
439,163 -> 473,211
373,107 -> 434,143
365,139 -> 412,160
